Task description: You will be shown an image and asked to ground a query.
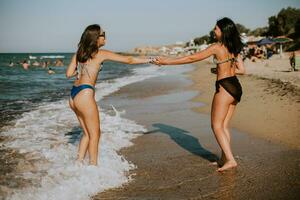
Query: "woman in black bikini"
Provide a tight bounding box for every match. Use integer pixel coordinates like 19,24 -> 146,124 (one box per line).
154,17 -> 245,172
66,24 -> 151,165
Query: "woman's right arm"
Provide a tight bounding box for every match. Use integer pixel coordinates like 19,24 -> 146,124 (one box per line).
66,54 -> 78,78
99,50 -> 151,64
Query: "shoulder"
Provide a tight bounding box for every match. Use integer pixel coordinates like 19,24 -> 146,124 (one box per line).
209,42 -> 221,48
70,53 -> 77,64
95,49 -> 113,62
210,43 -> 223,51
197,43 -> 219,56
97,49 -> 126,61
72,53 -> 77,60
97,49 -> 114,56
204,43 -> 220,53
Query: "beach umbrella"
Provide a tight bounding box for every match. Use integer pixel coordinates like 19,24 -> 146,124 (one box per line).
257,38 -> 275,45
273,37 -> 293,57
246,36 -> 264,45
273,37 -> 293,44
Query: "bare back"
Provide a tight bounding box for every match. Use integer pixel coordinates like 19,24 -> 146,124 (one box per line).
73,52 -> 107,87
75,61 -> 101,87
214,44 -> 237,80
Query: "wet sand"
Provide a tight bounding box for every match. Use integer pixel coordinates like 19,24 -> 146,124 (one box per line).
93,66 -> 300,199
0,136 -> 33,199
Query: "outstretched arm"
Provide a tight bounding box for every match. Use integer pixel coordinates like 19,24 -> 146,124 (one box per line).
66,54 -> 78,78
235,54 -> 246,75
156,44 -> 216,65
100,50 -> 151,64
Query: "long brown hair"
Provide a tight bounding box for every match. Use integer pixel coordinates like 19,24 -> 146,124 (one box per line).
76,24 -> 101,63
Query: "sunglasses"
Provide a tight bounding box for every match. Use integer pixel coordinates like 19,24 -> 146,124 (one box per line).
99,31 -> 106,38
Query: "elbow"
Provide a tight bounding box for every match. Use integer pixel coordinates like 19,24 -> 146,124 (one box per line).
187,56 -> 198,64
66,72 -> 72,79
241,68 -> 246,75
237,69 -> 246,75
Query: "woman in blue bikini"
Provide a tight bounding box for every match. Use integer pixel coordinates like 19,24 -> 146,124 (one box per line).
66,24 -> 151,165
154,17 -> 246,172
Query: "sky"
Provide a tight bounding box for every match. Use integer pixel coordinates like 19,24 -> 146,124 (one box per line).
0,0 -> 299,53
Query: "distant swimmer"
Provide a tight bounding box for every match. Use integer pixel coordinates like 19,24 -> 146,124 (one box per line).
41,60 -> 51,68
48,67 -> 55,74
22,60 -> 30,70
8,61 -> 14,67
32,60 -> 40,67
54,59 -> 64,67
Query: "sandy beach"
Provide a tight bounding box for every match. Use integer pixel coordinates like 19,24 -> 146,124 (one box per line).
92,57 -> 300,199
190,56 -> 300,150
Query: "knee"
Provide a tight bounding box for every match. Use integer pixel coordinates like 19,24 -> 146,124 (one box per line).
211,122 -> 223,132
89,128 -> 100,139
82,133 -> 89,140
223,125 -> 230,133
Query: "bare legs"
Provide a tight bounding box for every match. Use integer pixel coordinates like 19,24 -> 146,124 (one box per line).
75,115 -> 90,161
69,89 -> 101,165
211,86 -> 237,172
219,104 -> 236,165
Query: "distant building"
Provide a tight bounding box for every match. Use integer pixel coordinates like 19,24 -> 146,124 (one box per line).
175,41 -> 184,46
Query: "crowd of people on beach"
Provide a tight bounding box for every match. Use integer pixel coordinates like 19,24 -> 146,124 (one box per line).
241,44 -> 276,62
239,43 -> 299,71
8,58 -> 64,74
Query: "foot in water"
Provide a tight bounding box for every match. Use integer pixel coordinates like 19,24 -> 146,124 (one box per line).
217,160 -> 237,172
75,159 -> 84,167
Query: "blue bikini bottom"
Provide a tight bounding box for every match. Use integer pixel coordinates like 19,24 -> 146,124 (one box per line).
70,84 -> 94,99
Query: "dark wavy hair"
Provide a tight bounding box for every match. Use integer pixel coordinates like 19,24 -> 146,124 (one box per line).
216,17 -> 243,57
76,24 -> 102,63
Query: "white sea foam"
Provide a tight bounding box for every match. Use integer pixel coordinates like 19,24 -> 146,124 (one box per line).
2,65 -> 165,200
40,55 -> 65,59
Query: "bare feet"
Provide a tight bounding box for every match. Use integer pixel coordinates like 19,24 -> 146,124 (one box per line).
89,159 -> 98,166
75,159 -> 84,167
217,160 -> 237,172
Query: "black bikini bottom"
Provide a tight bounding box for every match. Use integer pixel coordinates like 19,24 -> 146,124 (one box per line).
215,76 -> 242,102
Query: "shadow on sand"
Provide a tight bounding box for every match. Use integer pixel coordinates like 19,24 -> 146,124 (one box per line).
65,126 -> 82,144
144,123 -> 218,162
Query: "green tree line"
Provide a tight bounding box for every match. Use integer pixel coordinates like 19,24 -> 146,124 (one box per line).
190,7 -> 300,50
